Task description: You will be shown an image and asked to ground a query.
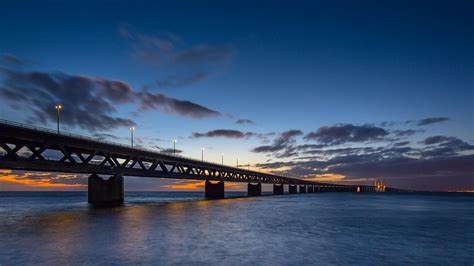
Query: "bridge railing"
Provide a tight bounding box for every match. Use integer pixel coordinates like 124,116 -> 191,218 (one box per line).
0,119 -> 304,181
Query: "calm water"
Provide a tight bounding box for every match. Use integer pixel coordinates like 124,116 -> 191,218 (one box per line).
0,192 -> 473,265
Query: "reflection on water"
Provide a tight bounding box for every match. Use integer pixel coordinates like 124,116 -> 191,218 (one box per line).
0,192 -> 473,265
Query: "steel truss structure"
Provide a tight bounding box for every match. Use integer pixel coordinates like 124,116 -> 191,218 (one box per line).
0,120 -> 345,187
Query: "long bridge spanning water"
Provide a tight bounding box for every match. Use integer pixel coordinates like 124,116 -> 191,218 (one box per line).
0,120 -> 393,206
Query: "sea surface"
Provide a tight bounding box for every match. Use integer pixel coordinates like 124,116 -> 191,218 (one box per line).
0,191 -> 473,265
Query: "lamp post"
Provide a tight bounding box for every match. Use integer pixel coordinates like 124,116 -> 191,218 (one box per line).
55,104 -> 62,134
236,157 -> 239,168
130,127 -> 135,148
221,153 -> 224,166
172,139 -> 177,156
201,148 -> 204,162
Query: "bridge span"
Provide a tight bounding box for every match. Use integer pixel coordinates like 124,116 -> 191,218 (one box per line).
0,120 -> 385,206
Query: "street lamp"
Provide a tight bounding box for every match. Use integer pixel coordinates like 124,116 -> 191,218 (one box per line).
236,157 -> 239,168
55,104 -> 62,134
172,139 -> 177,156
221,153 -> 224,166
130,127 -> 135,148
201,148 -> 205,162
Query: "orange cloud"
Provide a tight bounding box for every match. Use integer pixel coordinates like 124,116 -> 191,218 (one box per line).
303,173 -> 372,185
0,169 -> 86,188
303,173 -> 347,182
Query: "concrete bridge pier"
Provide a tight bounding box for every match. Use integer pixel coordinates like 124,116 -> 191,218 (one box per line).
308,186 -> 314,193
289,184 -> 298,194
205,180 -> 225,199
299,185 -> 307,193
248,182 -> 262,197
273,184 -> 284,195
88,174 -> 124,206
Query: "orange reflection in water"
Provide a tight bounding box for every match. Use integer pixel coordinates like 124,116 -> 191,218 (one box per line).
162,180 -> 246,191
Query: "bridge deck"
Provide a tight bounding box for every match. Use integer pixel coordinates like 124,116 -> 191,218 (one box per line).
0,120 -> 357,187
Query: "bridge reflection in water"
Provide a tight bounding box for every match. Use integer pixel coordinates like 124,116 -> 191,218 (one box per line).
0,120 -> 396,206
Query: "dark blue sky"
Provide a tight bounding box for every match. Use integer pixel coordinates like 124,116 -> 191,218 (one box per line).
0,0 -> 473,191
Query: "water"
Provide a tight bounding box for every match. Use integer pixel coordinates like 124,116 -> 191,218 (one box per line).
0,192 -> 473,265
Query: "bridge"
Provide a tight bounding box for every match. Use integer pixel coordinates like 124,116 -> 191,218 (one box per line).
0,120 -> 387,206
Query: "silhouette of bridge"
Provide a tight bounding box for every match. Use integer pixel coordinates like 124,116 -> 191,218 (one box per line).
0,120 -> 390,206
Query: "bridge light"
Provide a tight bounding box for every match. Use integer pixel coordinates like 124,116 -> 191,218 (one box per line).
201,148 -> 205,162
130,127 -> 136,148
55,104 -> 62,134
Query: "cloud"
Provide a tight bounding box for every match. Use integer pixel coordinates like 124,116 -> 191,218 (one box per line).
403,117 -> 450,126
394,141 -> 410,146
172,45 -> 234,66
393,129 -> 418,137
0,68 -> 136,131
0,54 -> 26,66
92,133 -> 122,141
328,155 -> 474,181
0,170 -> 86,188
420,136 -> 474,158
423,136 -> 456,145
120,25 -> 235,89
304,124 -> 389,145
260,154 -> 474,191
192,129 -> 255,139
416,117 -> 450,126
155,73 -> 207,89
0,66 -> 221,130
138,92 -> 220,119
251,130 -> 303,154
236,119 -> 256,125
255,132 -> 474,191
295,144 -> 327,151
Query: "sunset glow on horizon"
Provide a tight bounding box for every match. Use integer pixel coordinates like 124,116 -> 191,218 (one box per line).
0,0 -> 472,192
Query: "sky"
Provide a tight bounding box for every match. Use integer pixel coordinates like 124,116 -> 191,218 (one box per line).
0,0 -> 473,191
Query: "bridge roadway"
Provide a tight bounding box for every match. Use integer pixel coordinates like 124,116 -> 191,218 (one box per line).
0,120 -> 382,206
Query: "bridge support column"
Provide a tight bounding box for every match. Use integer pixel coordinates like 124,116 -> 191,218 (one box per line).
308,186 -> 314,193
289,184 -> 297,194
205,180 -> 225,199
248,182 -> 262,197
273,184 -> 284,195
299,185 -> 307,193
88,174 -> 124,207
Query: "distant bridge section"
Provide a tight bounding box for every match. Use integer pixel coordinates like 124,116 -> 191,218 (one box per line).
0,120 -> 383,206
